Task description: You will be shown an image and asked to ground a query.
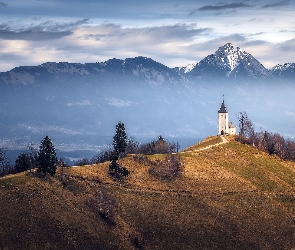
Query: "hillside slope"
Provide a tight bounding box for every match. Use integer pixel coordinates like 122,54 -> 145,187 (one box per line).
0,137 -> 295,249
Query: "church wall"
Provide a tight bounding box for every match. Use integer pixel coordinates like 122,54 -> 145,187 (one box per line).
218,112 -> 228,135
228,126 -> 236,135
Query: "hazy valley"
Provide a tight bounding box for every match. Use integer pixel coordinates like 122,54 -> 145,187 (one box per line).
1,43 -> 295,163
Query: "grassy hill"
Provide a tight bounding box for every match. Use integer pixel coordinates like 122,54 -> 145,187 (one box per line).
0,136 -> 295,249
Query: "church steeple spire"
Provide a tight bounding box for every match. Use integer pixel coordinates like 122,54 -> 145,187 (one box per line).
218,95 -> 228,113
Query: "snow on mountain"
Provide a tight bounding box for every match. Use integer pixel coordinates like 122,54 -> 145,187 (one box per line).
188,43 -> 270,80
272,63 -> 293,71
175,63 -> 196,74
41,62 -> 91,75
0,43 -> 294,156
215,43 -> 243,72
1,44 -> 295,86
271,63 -> 295,79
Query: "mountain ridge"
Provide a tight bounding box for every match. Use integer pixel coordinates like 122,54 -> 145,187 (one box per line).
0,43 -> 294,86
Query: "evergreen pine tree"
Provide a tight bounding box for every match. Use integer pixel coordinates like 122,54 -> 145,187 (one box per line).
37,136 -> 58,176
109,122 -> 130,179
15,153 -> 32,172
113,121 -> 127,157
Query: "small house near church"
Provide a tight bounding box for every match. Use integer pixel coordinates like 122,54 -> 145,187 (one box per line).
228,122 -> 236,135
218,98 -> 236,136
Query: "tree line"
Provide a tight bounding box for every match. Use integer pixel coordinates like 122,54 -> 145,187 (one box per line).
236,111 -> 295,161
77,131 -> 179,166
2,117 -> 294,179
0,121 -> 180,180
100,121 -> 180,181
0,136 -> 58,177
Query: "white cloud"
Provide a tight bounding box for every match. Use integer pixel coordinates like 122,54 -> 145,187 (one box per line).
67,100 -> 91,107
105,97 -> 136,108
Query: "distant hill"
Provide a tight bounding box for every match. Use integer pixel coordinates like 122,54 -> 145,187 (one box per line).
1,138 -> 294,249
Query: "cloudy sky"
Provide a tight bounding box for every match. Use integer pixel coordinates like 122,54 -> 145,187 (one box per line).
0,0 -> 294,72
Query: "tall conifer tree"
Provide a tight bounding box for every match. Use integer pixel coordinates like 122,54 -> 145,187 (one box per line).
37,136 -> 58,176
113,121 -> 127,157
109,122 -> 129,179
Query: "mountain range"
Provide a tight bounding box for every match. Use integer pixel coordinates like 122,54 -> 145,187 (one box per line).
0,43 -> 294,161
1,43 -> 294,87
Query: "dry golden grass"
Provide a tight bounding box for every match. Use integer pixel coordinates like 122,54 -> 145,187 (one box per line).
1,136 -> 295,249
183,135 -> 223,151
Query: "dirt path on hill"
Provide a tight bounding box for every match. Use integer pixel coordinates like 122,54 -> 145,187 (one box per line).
182,136 -> 228,153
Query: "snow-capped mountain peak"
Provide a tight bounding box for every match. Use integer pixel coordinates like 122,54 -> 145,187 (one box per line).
189,43 -> 269,79
215,43 -> 249,71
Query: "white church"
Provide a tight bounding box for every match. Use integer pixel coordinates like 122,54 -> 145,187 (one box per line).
218,98 -> 236,136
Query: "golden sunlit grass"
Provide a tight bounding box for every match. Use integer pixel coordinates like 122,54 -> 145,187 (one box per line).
1,137 -> 295,249
183,135 -> 223,151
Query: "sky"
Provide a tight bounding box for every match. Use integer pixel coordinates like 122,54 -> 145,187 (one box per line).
0,0 -> 294,72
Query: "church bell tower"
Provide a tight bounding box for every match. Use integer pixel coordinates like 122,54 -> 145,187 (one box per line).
218,97 -> 228,135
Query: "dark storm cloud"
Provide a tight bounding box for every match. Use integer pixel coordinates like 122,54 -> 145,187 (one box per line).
0,18 -> 89,41
0,27 -> 72,41
262,0 -> 290,8
199,2 -> 253,11
0,2 -> 7,7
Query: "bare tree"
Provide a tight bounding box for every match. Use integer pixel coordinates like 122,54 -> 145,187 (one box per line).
237,111 -> 255,144
286,140 -> 295,161
125,137 -> 140,154
0,148 -> 11,176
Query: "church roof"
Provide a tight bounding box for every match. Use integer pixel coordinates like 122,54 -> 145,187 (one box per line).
228,122 -> 236,128
218,100 -> 228,113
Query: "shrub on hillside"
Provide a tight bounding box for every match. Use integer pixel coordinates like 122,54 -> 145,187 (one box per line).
236,112 -> 295,162
236,129 -> 295,161
134,154 -> 183,181
108,152 -> 130,180
86,187 -> 116,225
76,158 -> 91,166
149,154 -> 183,180
137,136 -> 177,155
91,149 -> 113,164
